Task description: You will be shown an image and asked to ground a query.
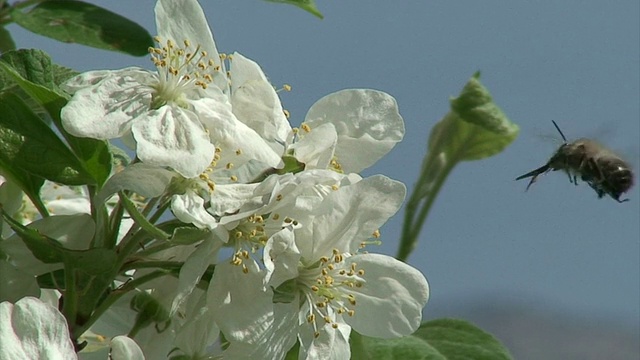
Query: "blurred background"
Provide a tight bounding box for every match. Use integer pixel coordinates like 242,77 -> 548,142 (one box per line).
7,1 -> 639,358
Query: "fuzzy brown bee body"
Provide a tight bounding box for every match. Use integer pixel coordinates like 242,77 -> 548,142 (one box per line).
516,121 -> 634,203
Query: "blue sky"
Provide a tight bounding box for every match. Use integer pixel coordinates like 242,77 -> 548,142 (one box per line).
9,0 -> 639,332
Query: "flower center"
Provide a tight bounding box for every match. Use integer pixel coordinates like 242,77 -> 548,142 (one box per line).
148,37 -> 221,109
299,249 -> 365,337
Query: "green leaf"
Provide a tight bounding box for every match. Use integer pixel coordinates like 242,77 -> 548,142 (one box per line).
271,279 -> 297,304
357,333 -> 443,360
0,27 -> 16,53
37,269 -> 66,289
0,48 -> 56,89
413,318 -> 513,360
1,208 -> 66,264
10,1 -> 153,56
71,248 -> 117,276
264,0 -> 324,19
0,49 -> 112,186
0,160 -> 46,216
398,73 -> 519,261
0,92 -> 95,185
120,193 -> 170,241
170,226 -> 210,245
444,72 -> 520,161
355,319 -> 512,360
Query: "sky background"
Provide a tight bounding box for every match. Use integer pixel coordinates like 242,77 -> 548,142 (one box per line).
7,0 -> 639,357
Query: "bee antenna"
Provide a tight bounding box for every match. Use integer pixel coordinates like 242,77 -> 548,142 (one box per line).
551,120 -> 568,143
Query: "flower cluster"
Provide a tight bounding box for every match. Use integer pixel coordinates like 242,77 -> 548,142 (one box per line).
0,0 -> 429,359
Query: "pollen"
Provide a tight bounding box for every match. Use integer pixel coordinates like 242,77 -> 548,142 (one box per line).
149,36 -> 220,108
300,249 -> 366,337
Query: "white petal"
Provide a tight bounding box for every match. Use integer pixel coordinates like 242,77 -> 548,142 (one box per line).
207,183 -> 260,217
0,297 -> 77,360
221,302 -> 299,360
61,67 -> 146,94
207,261 -> 272,343
174,295 -> 220,357
263,227 -> 300,288
61,69 -> 154,139
289,122 -> 337,169
170,235 -> 222,315
304,89 -> 405,173
296,175 -> 406,259
171,191 -> 218,229
132,106 -> 215,178
96,163 -> 175,206
230,52 -> 291,146
193,97 -> 283,168
299,321 -> 351,360
155,0 -> 227,91
110,336 -> 145,360
343,254 -> 429,338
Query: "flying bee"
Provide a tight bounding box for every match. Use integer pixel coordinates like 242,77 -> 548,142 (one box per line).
516,121 -> 634,202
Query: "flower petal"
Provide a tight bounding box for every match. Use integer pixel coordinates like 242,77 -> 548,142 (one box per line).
171,191 -> 218,229
61,68 -> 155,139
304,89 -> 405,173
343,253 -> 429,338
229,52 -> 291,146
193,97 -> 283,169
96,163 -> 175,205
155,0 -> 227,91
296,175 -> 406,259
289,122 -> 337,169
110,336 -> 145,360
132,106 -> 215,178
299,320 -> 351,360
170,235 -> 222,315
0,297 -> 77,360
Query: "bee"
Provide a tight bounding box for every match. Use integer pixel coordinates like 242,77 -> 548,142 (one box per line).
516,121 -> 634,203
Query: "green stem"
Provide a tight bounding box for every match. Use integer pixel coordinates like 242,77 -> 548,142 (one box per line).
72,270 -> 170,338
61,266 -> 78,334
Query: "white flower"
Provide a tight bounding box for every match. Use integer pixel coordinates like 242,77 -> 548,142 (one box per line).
235,88 -> 405,175
0,297 -> 78,360
209,175 -> 428,360
296,89 -> 405,173
109,336 -> 145,360
61,0 -> 282,178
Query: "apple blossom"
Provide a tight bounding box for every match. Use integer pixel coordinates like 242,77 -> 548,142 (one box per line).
61,0 -> 282,178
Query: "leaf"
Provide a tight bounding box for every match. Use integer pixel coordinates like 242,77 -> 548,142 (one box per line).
439,72 -> 520,161
0,208 -> 66,264
0,49 -> 112,186
0,27 -> 16,53
264,0 -> 324,19
355,319 -> 512,360
10,1 -> 153,56
170,226 -> 210,245
120,193 -> 170,241
71,248 -> 117,276
413,318 -> 513,360
0,92 -> 96,185
398,72 -> 519,261
357,333 -> 443,360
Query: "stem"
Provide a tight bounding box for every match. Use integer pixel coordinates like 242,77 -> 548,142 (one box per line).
61,267 -> 78,334
73,270 -> 170,338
